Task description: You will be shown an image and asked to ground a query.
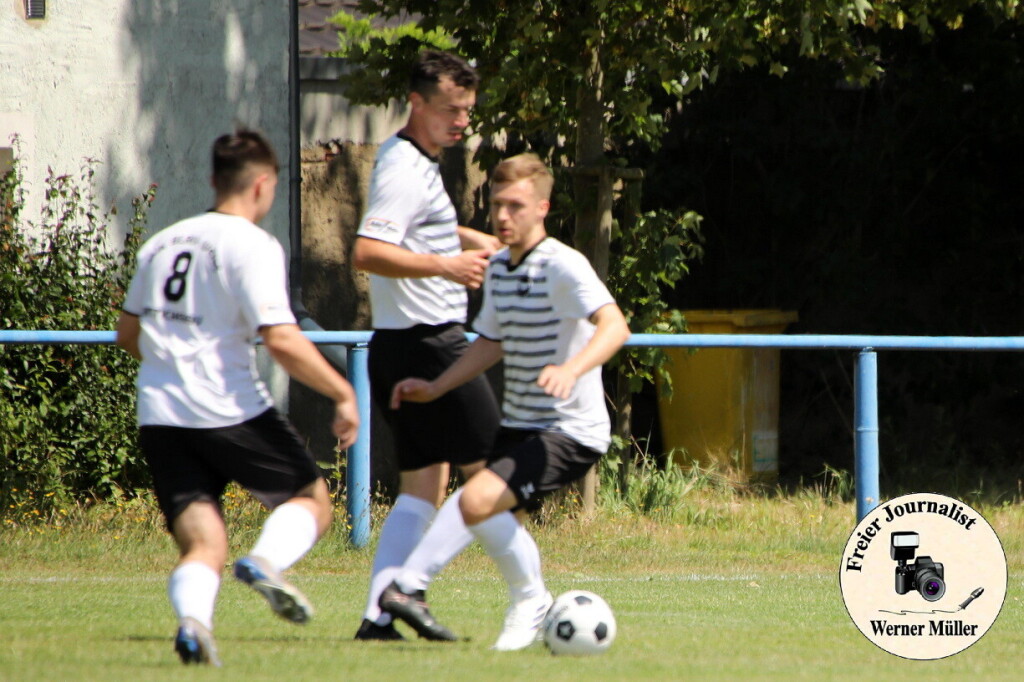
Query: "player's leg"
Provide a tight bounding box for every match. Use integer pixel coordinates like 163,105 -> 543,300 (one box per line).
141,425 -> 226,667
378,445 -> 526,643
461,430 -> 549,598
468,430 -> 600,650
247,477 -> 331,572
378,484 -> 475,641
169,501 -> 227,667
389,458 -> 487,595
358,463 -> 449,638
459,468 -> 551,651
233,477 -> 327,625
381,464 -> 546,647
359,325 -> 499,640
357,329 -> 439,638
205,408 -> 324,624
371,457 -> 494,642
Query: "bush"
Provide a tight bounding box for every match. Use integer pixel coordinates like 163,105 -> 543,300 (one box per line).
1,149 -> 156,522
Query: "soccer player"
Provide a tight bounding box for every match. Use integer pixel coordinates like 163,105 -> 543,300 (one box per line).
115,130 -> 359,666
379,153 -> 631,650
351,50 -> 502,641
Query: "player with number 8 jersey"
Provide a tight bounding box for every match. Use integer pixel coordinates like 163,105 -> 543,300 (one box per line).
117,130 -> 359,667
123,212 -> 295,427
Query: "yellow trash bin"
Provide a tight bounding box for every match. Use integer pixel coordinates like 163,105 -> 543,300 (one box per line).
658,309 -> 798,482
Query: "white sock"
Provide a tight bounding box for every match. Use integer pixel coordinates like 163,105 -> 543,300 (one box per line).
168,561 -> 220,630
395,489 -> 475,593
517,525 -> 544,600
249,502 -> 318,573
469,512 -> 546,602
363,493 -> 436,624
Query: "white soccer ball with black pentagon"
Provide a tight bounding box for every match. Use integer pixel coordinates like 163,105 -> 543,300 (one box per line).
542,590 -> 616,655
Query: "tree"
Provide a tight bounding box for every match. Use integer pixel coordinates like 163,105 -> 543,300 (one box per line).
335,1 -> 1022,165
330,0 -> 1022,503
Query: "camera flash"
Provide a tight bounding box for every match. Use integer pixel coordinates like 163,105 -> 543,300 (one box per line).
892,532 -> 920,547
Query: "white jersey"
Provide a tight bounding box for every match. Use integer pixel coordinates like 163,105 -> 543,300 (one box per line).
122,212 -> 296,428
356,133 -> 468,329
473,237 -> 616,452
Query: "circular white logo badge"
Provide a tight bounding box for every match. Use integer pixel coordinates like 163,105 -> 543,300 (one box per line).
839,492 -> 1006,660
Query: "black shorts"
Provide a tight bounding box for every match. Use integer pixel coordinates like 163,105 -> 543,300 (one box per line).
486,427 -> 603,512
369,323 -> 500,471
139,408 -> 323,530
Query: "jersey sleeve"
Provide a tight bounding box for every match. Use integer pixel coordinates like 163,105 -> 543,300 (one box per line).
552,249 -> 616,320
232,234 -> 296,333
356,161 -> 423,245
121,251 -> 148,316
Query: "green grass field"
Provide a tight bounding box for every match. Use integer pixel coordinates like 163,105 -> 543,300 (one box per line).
2,488 -> 1022,681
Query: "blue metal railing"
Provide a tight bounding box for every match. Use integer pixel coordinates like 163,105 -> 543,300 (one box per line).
4,329 -> 1024,544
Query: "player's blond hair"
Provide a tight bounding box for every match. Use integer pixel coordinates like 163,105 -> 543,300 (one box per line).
491,153 -> 554,201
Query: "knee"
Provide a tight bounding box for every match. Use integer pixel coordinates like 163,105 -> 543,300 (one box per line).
172,502 -> 228,567
458,490 -> 492,526
178,537 -> 229,570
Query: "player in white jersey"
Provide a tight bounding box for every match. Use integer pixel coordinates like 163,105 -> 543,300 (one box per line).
116,130 -> 359,666
379,153 -> 631,650
352,50 -> 502,641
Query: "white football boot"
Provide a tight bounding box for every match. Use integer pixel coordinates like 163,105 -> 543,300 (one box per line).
491,591 -> 554,651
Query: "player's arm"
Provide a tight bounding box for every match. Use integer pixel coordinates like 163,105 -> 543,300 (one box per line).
537,303 -> 631,399
353,236 -> 493,289
259,323 -> 360,448
457,226 -> 502,252
115,311 -> 142,360
390,336 -> 503,408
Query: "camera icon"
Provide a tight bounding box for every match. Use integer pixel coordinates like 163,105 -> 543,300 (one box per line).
891,531 -> 946,601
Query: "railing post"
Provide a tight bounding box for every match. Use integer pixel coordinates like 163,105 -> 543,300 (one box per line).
854,349 -> 880,519
346,343 -> 371,547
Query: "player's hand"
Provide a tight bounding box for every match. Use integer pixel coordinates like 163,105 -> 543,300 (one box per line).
441,249 -> 492,289
537,364 -> 577,400
332,399 -> 360,449
390,377 -> 440,408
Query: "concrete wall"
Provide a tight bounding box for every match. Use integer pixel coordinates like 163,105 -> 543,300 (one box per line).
1,0 -> 292,400
1,2 -> 291,242
299,58 -> 407,146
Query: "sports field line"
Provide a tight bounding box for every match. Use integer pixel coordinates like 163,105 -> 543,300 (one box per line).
0,572 -> 831,585
394,573 -> 835,583
0,575 -> 166,584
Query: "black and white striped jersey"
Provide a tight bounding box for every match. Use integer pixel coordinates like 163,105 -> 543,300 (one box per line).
474,237 -> 616,452
357,133 -> 467,329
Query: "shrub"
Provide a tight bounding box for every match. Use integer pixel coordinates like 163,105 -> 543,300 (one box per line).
1,148 -> 156,522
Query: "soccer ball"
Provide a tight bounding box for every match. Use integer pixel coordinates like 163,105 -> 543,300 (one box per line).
542,590 -> 617,656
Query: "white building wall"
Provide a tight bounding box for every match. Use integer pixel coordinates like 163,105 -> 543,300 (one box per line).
1,2 -> 291,245
1,0 -> 292,401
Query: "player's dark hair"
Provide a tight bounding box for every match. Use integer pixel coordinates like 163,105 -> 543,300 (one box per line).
491,153 -> 554,200
409,50 -> 479,98
211,129 -> 279,195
